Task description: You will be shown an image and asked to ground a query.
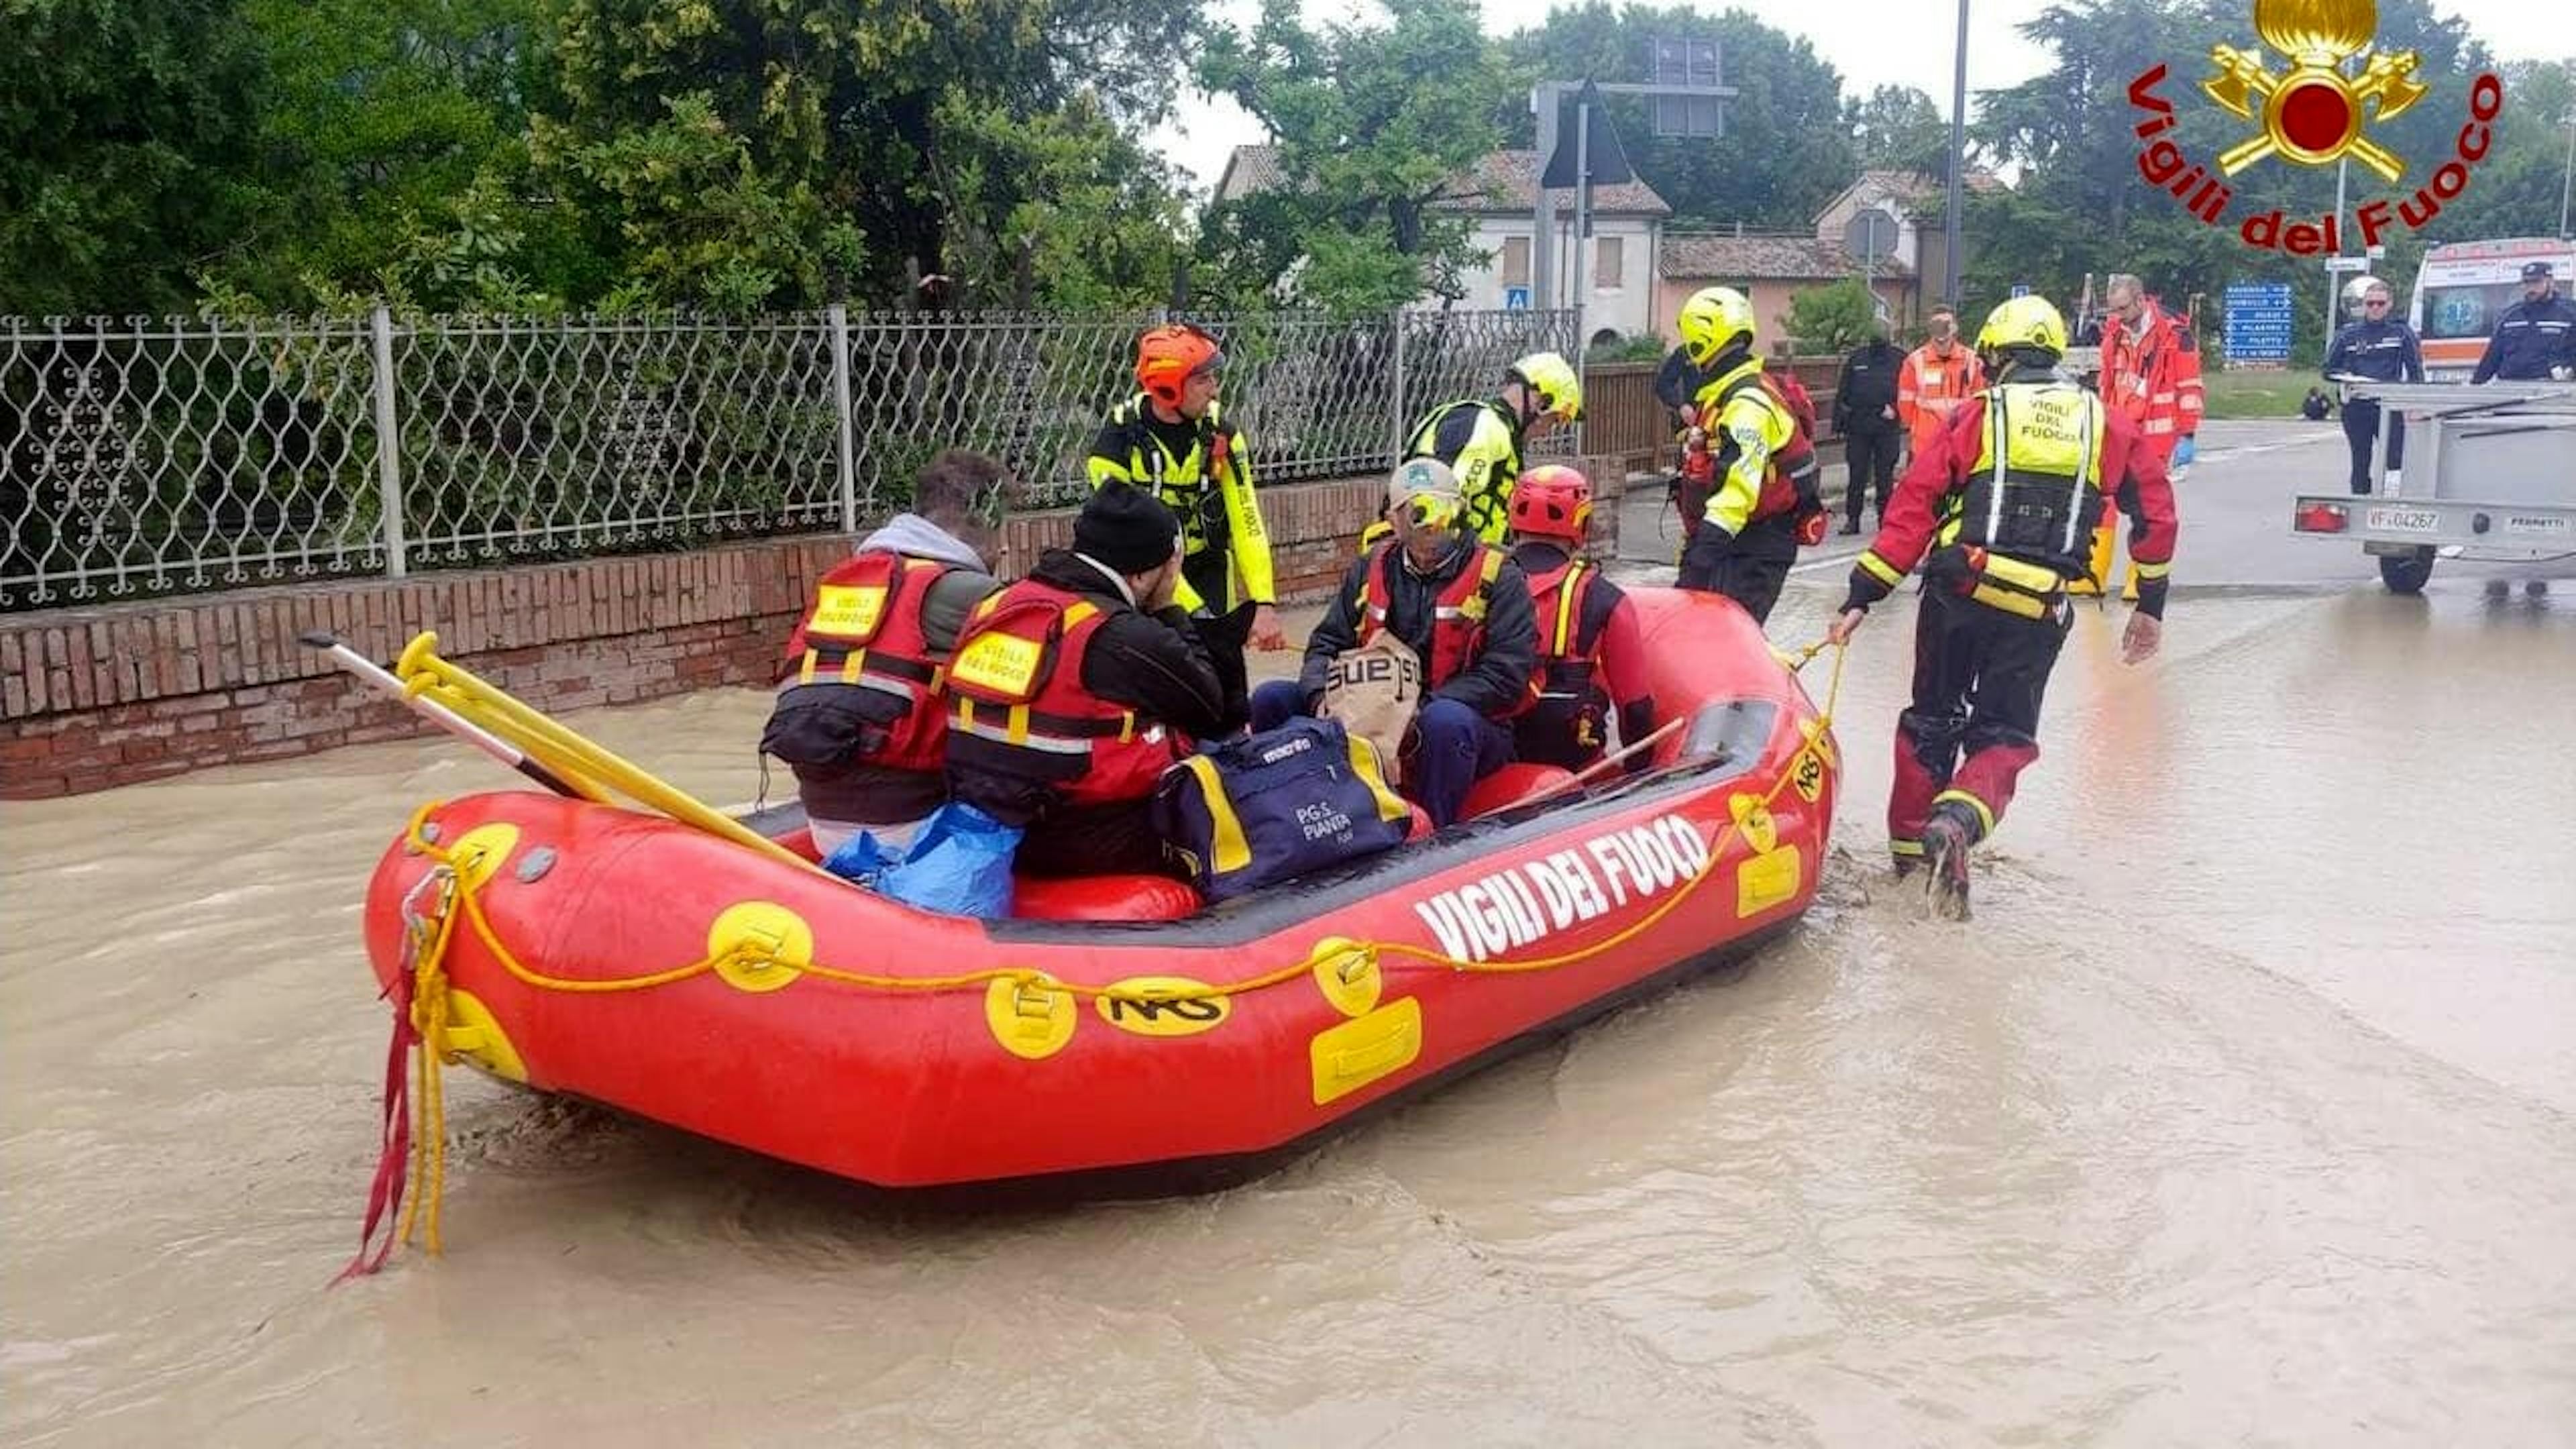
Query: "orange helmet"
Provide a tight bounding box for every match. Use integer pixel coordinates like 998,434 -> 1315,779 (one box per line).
1507,464 -> 1593,543
1135,323 -> 1223,408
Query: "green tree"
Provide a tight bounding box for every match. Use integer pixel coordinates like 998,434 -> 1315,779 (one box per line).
930,94 -> 1191,310
1,0 -> 268,313
1846,85 -> 1950,176
2413,58 -> 2575,244
540,0 -> 1199,307
1501,3 -> 1856,229
205,0 -> 545,310
1784,278 -> 1880,352
1195,0 -> 1508,315
528,93 -> 860,312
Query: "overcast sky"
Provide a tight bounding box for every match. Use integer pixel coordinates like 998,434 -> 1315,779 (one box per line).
1147,0 -> 2571,196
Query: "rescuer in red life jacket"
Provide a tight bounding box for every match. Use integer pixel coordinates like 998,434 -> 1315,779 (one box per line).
1248,459 -> 1540,828
761,449 -> 1010,857
1501,464 -> 1655,775
943,483 -> 1233,879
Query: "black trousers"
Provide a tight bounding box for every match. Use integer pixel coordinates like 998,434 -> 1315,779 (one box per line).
2341,400 -> 2407,495
1843,428 -> 1902,525
1676,520 -> 1794,625
1016,798 -> 1185,879
1183,549 -> 1254,733
1887,588 -> 2072,846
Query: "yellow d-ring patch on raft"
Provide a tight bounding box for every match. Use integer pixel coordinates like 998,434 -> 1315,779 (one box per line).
1727,794 -> 1778,855
1309,936 -> 1383,1019
438,987 -> 527,1082
447,823 -> 520,890
1094,976 -> 1230,1037
1310,998 -> 1422,1105
706,902 -> 812,994
1737,845 -> 1803,918
986,973 -> 1076,1060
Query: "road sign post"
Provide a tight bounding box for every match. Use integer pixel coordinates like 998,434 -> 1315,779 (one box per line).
1532,42 -> 1737,314
1845,207 -> 1898,327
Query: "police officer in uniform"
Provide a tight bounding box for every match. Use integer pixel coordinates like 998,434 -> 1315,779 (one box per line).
2322,277 -> 2423,494
1832,321 -> 1907,533
1826,295 -> 2180,920
2470,261 -> 2576,383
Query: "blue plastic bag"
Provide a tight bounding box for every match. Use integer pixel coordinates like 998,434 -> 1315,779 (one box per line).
853,800 -> 1023,918
2170,432 -> 2196,478
820,828 -> 902,888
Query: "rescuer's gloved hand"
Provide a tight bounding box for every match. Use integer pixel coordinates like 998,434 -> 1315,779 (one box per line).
1792,500 -> 1831,548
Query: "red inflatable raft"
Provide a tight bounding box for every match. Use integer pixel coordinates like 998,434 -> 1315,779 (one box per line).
360,586 -> 1840,1194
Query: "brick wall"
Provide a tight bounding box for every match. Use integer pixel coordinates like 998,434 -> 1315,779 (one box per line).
0,539 -> 846,799
1,463 -> 1625,798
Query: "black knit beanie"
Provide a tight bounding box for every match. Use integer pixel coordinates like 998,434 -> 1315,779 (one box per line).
1073,482 -> 1181,575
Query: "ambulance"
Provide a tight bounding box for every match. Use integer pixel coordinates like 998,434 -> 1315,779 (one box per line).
2408,236 -> 2576,381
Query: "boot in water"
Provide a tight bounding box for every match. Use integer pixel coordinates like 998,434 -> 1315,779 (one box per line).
1920,809 -> 1974,921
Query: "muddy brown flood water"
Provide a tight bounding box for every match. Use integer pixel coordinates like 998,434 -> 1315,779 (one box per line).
5,580 -> 2572,1447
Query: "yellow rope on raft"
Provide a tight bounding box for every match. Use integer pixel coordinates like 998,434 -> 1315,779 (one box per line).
380,641 -> 1841,1258
398,638 -> 1849,1008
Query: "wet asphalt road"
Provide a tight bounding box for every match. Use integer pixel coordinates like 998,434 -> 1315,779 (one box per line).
1615,418 -> 2576,594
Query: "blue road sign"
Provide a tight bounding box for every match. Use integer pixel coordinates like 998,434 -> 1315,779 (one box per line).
1504,286 -> 1532,312
2222,282 -> 2294,364
2010,284 -> 2030,298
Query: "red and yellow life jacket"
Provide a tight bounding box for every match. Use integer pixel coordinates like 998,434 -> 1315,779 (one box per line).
943,579 -> 1183,808
1716,369 -> 1821,523
1356,541 -> 1532,716
1517,556 -> 1611,764
772,551 -> 954,774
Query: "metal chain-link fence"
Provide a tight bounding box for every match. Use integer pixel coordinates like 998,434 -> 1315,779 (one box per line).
1,306 -> 1575,610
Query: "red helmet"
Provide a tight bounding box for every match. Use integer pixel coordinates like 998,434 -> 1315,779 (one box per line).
1135,324 -> 1223,408
1508,464 -> 1593,543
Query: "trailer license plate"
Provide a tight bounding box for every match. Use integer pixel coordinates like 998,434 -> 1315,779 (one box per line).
2365,506 -> 2440,533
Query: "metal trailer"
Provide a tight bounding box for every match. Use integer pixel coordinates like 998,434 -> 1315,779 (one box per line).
2289,380 -> 2576,594
2059,343 -> 2102,393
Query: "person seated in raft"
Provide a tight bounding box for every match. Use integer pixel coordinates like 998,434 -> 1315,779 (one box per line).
1501,464 -> 1656,776
943,482 -> 1232,879
1248,458 -> 1540,828
761,448 -> 1010,856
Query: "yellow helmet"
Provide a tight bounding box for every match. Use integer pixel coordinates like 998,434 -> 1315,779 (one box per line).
1508,351 -> 1583,422
1975,294 -> 2068,358
1676,286 -> 1756,366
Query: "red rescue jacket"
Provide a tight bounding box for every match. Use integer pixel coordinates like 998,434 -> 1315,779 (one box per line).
943,579 -> 1185,808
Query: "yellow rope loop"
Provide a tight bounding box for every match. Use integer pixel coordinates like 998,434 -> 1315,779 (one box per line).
391,839 -> 464,1260
373,636 -> 1850,1006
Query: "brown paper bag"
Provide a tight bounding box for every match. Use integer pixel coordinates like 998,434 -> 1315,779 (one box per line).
1319,630 -> 1424,786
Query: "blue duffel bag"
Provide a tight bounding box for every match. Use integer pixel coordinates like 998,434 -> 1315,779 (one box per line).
1152,716 -> 1413,902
